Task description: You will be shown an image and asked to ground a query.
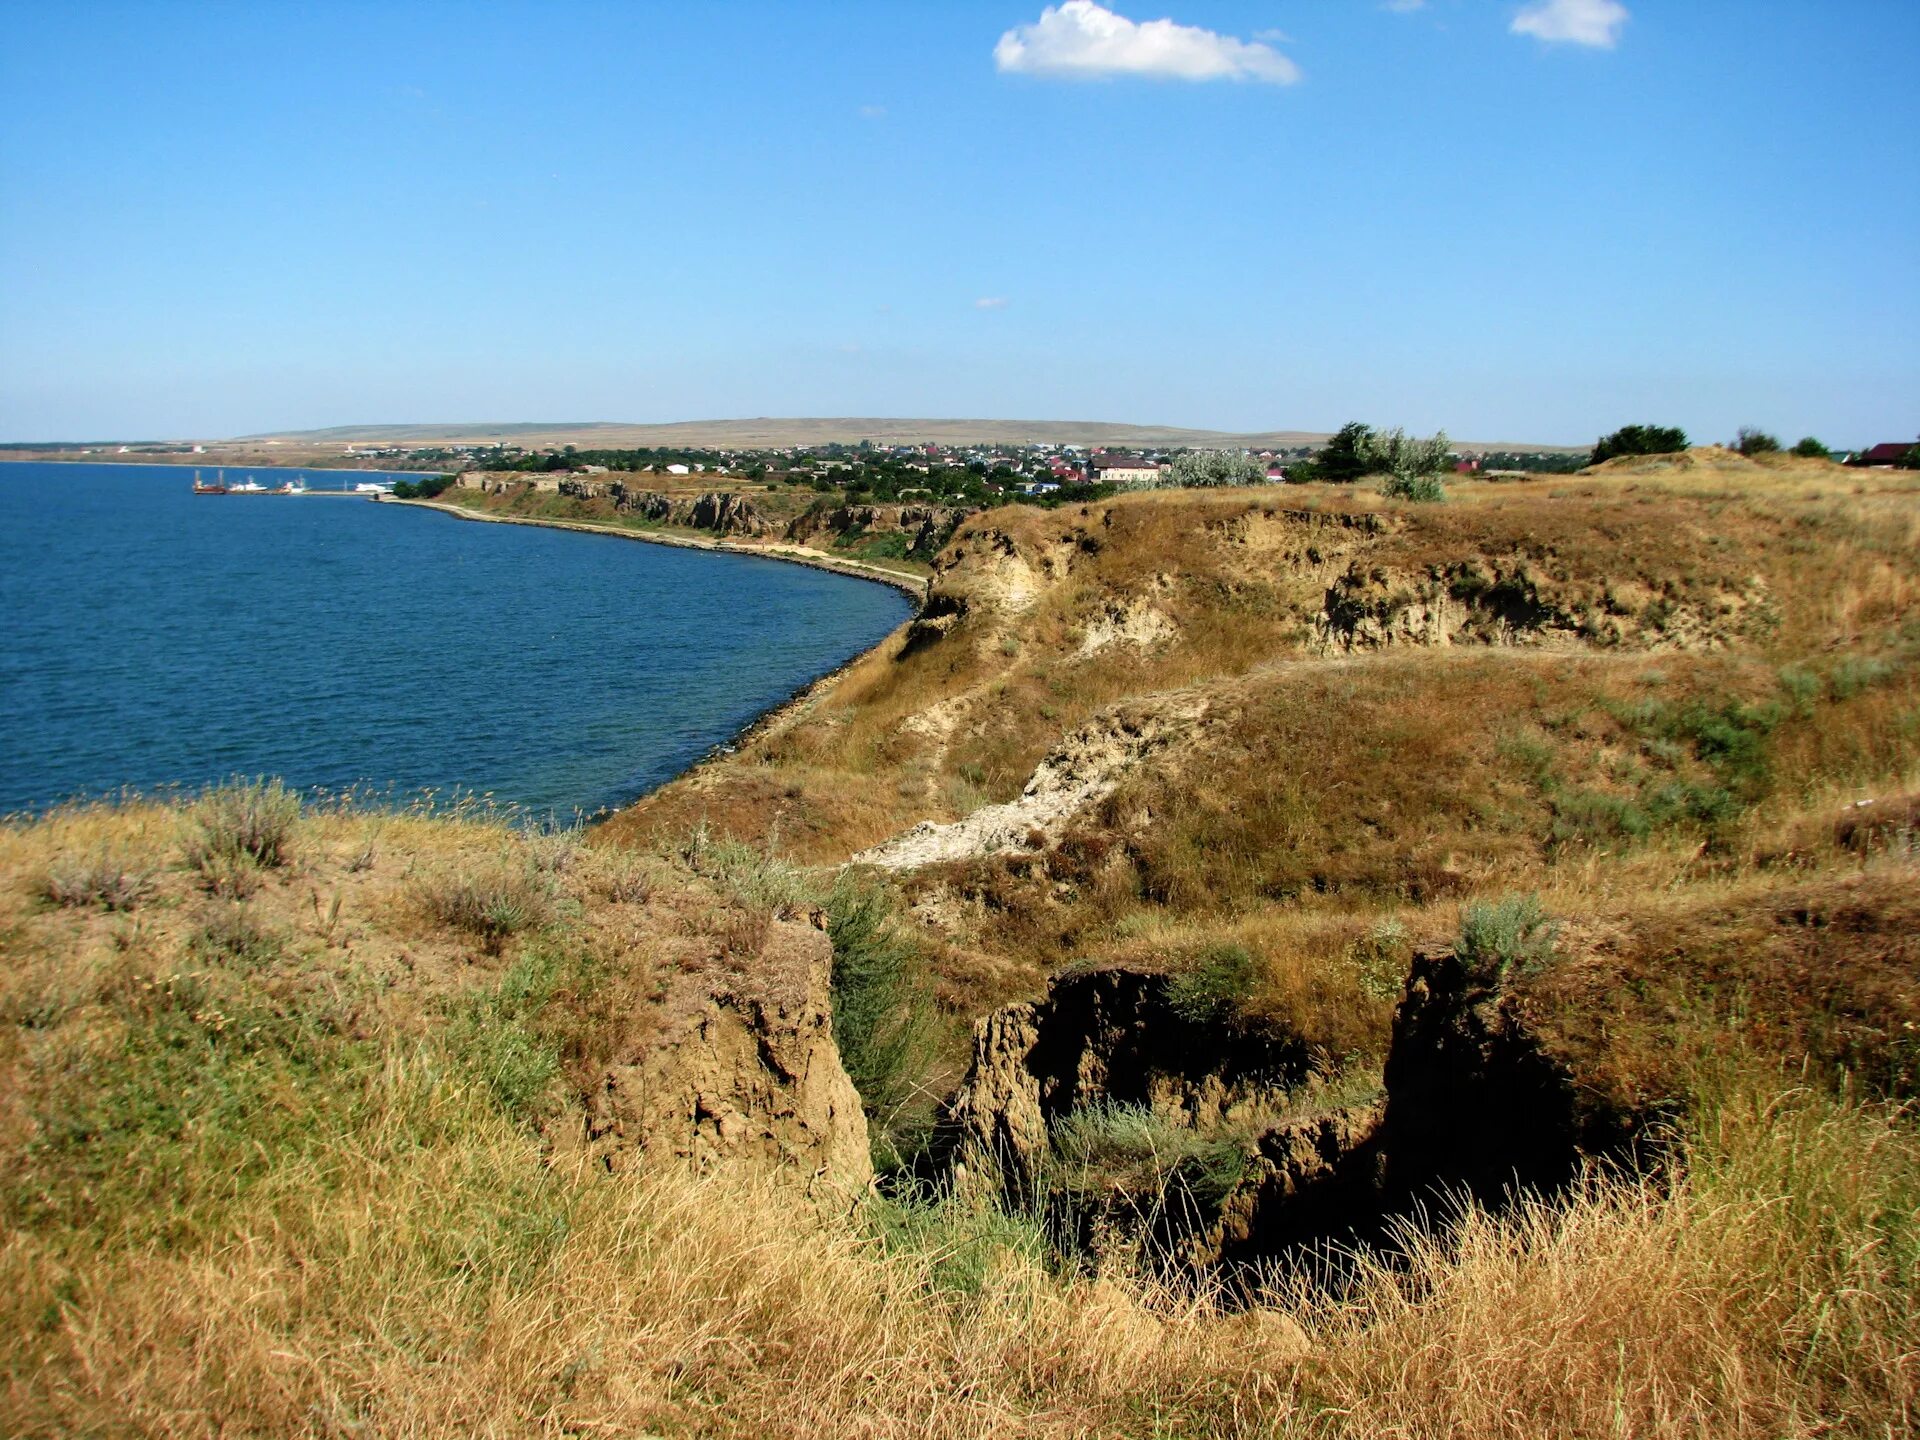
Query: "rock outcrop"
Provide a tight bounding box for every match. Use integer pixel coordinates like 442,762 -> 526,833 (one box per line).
784,503 -> 968,557
1315,557 -> 1765,653
578,914 -> 872,1199
855,701 -> 1202,869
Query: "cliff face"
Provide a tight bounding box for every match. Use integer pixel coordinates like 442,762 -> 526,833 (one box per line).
938,951 -> 1641,1279
785,502 -> 969,558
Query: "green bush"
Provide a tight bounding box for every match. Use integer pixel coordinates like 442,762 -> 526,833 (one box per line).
1591,424 -> 1688,466
1163,450 -> 1267,488
1790,436 -> 1830,459
1049,1101 -> 1251,1207
447,950 -> 568,1122
1380,470 -> 1447,502
1316,422 -> 1375,483
1167,943 -> 1259,1021
826,875 -> 939,1166
1456,893 -> 1558,982
1734,427 -> 1781,457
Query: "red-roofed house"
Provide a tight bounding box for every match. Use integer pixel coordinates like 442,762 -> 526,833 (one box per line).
1855,441 -> 1918,467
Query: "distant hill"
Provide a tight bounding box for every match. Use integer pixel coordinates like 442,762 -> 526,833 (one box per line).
238,417 -> 1589,455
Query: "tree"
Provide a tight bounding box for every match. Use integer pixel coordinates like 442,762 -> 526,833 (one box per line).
1591,424 -> 1688,466
1735,426 -> 1781,456
1364,427 -> 1452,502
1316,422 -> 1375,482
1790,436 -> 1829,459
1164,449 -> 1265,488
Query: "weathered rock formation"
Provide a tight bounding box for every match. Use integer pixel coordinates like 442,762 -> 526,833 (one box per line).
941,949 -> 1652,1281
941,968 -> 1318,1199
784,503 -> 968,557
577,913 -> 872,1199
1315,557 -> 1765,653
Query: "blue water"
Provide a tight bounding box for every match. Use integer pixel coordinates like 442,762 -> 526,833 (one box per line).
0,463 -> 913,818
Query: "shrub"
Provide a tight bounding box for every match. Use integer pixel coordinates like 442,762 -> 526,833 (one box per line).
1167,943 -> 1259,1021
1162,450 -> 1266,488
413,857 -> 555,949
827,874 -> 939,1165
184,778 -> 300,877
189,903 -> 283,967
695,833 -> 813,916
42,848 -> 154,910
1591,424 -> 1688,466
1456,893 -> 1558,982
1380,470 -> 1447,502
1790,436 -> 1830,459
1734,426 -> 1781,457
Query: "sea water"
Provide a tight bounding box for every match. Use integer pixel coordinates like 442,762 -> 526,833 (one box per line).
0,463 -> 912,818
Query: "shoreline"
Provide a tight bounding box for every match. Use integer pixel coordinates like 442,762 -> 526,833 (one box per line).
386,496 -> 930,599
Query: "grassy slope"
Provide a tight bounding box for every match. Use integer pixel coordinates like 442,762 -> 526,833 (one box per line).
609,458 -> 1918,1017
4,796 -> 1914,1437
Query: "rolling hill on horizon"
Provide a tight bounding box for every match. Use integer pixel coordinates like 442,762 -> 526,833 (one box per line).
237,417 -> 1591,454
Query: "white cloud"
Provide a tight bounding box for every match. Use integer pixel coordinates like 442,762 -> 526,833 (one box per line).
1383,1 -> 1426,13
994,2 -> 1300,85
974,297 -> 1010,310
858,103 -> 886,119
1511,0 -> 1629,48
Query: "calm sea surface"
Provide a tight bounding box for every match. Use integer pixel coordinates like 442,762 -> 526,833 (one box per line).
0,463 -> 913,818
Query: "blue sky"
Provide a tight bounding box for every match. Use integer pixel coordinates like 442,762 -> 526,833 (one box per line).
2,1 -> 1914,446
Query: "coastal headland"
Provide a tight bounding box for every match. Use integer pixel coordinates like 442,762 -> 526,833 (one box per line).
387,493 -> 930,597
5,445 -> 1917,1436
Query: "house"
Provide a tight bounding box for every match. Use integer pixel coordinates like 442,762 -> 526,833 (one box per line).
1854,441 -> 1917,467
666,463 -> 691,476
1091,454 -> 1164,488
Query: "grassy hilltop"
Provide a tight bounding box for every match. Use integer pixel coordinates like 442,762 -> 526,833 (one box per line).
4,447 -> 1918,1437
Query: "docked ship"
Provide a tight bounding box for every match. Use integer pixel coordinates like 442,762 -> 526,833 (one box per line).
191,468 -> 228,494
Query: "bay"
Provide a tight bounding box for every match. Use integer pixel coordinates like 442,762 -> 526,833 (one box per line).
0,463 -> 913,819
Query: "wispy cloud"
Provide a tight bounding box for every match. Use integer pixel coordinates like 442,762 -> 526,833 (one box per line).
973,297 -> 1010,310
858,104 -> 886,120
1511,0 -> 1629,49
1383,1 -> 1426,13
994,2 -> 1300,85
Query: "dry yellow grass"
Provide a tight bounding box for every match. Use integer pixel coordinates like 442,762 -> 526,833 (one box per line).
3,792 -> 1916,1436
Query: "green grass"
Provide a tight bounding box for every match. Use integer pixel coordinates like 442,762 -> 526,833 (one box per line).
827,874 -> 942,1169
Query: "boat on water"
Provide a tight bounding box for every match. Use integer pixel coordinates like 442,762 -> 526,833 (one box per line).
191,467 -> 228,495
229,476 -> 268,494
